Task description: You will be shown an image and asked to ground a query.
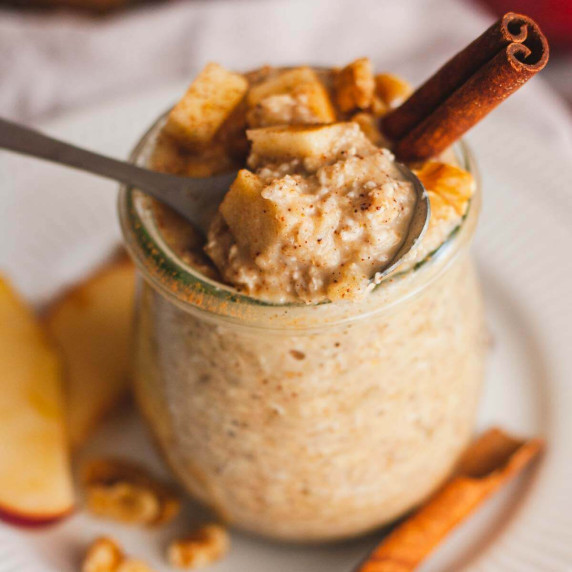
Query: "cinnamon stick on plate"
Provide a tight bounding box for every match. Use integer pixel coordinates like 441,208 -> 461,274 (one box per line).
383,13 -> 549,162
354,428 -> 544,572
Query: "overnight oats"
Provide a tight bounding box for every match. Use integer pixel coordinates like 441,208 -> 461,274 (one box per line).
120,59 -> 487,541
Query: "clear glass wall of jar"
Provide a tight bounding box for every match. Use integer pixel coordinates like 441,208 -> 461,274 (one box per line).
119,115 -> 487,542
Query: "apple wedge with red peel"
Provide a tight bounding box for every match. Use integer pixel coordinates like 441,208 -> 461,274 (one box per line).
0,276 -> 74,525
45,255 -> 136,449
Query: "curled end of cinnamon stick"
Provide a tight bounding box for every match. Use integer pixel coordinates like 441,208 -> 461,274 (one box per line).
384,12 -> 549,163
503,12 -> 549,72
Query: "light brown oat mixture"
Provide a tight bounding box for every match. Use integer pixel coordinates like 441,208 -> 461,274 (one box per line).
150,61 -> 474,304
206,123 -> 415,303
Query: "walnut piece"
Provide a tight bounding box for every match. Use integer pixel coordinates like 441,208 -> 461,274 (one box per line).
375,73 -> 412,108
82,537 -> 156,572
82,459 -> 180,526
168,524 -> 230,569
334,58 -> 375,113
370,95 -> 389,117
82,537 -> 123,572
414,162 -> 475,216
87,482 -> 161,525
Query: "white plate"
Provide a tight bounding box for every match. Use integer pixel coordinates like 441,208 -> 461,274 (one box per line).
1,81 -> 571,572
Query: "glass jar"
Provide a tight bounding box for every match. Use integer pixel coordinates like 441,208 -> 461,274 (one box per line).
119,114 -> 486,542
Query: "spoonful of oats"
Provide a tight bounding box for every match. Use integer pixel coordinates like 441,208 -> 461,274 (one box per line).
0,63 -> 429,300
204,121 -> 429,303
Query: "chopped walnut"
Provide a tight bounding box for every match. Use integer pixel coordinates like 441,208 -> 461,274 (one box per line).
82,537 -> 124,572
82,459 -> 180,526
82,537 -> 156,572
334,58 -> 375,112
414,161 -> 475,216
154,495 -> 183,526
87,482 -> 161,525
167,524 -> 229,569
374,73 -> 412,107
370,96 -> 389,117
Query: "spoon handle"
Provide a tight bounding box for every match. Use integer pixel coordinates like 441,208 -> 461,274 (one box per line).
0,117 -> 171,197
0,117 -> 237,233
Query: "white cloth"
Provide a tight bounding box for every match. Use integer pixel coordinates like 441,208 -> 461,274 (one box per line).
1,0 -> 504,122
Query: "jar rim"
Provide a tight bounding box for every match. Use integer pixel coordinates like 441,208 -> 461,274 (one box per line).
118,112 -> 481,331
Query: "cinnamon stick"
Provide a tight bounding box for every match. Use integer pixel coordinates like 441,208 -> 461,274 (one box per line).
383,13 -> 549,162
354,428 -> 544,572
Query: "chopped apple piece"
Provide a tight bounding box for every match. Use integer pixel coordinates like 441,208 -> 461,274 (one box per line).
247,67 -> 336,124
45,256 -> 136,448
247,123 -> 355,161
375,73 -> 412,107
0,276 -> 74,524
334,58 -> 375,112
151,132 -> 239,178
219,170 -> 279,257
216,99 -> 249,159
164,63 -> 248,149
414,162 -> 475,215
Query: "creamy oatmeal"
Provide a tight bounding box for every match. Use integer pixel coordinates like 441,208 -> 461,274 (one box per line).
206,123 -> 416,303
121,59 -> 486,541
150,64 -> 473,304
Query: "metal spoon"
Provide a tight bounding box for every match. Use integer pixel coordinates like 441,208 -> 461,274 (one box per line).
0,117 -> 429,276
380,162 -> 430,279
0,117 -> 235,235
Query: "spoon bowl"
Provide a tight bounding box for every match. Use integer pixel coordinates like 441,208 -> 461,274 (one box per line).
380,162 -> 430,280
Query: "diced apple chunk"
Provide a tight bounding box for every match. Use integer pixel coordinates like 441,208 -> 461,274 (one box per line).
45,256 -> 136,449
219,170 -> 279,257
0,276 -> 74,524
334,58 -> 375,112
247,123 -> 355,161
164,63 -> 248,149
247,67 -> 336,124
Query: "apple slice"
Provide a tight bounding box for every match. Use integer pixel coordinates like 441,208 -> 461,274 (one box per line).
247,123 -> 356,161
45,255 -> 136,449
164,63 -> 248,150
0,276 -> 74,524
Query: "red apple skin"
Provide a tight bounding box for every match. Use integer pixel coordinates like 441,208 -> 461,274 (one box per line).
0,503 -> 74,528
